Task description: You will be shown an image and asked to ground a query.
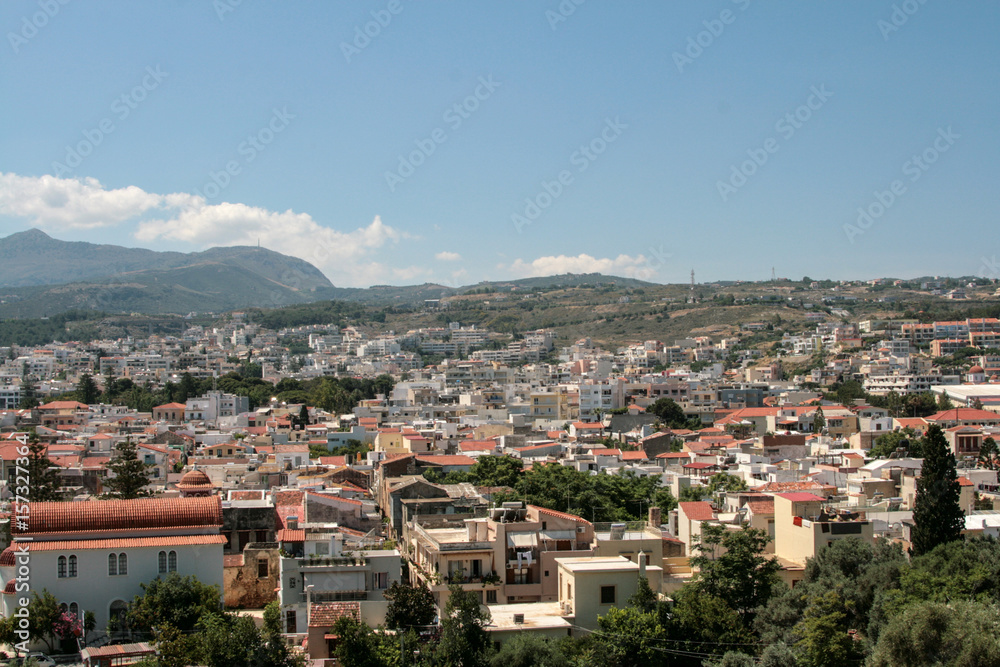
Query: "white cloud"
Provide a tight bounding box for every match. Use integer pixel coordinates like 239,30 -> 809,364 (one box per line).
0,172 -> 162,229
0,172 -> 407,287
502,253 -> 655,279
434,251 -> 462,261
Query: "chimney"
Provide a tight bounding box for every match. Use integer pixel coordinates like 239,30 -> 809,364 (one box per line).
648,506 -> 662,527
638,550 -> 647,577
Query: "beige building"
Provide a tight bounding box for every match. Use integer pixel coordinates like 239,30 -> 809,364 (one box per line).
773,493 -> 874,566
556,556 -> 663,631
407,504 -> 596,609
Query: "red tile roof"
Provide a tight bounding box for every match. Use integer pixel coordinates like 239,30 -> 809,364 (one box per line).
531,505 -> 591,525
229,490 -> 267,501
15,496 -> 222,535
621,450 -> 649,461
593,448 -> 623,457
14,535 -> 226,551
37,401 -> 89,411
310,601 -> 360,627
277,528 -> 305,542
319,456 -> 348,466
775,492 -> 826,503
928,408 -> 1000,421
679,501 -> 714,522
744,497 -> 775,515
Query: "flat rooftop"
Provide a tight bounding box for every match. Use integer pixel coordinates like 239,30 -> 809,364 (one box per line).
555,556 -> 663,573
485,602 -> 571,631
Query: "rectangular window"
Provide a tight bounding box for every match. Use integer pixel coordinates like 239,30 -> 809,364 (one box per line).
600,585 -> 616,605
373,572 -> 388,589
258,558 -> 269,578
486,589 -> 497,604
286,610 -> 297,634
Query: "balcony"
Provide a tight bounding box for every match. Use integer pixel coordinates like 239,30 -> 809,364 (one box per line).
296,555 -> 368,569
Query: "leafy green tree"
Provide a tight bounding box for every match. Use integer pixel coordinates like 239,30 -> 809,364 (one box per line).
903,392 -> 938,418
679,486 -> 707,502
384,581 -> 437,631
103,438 -> 154,499
911,424 -> 965,557
868,601 -> 1000,667
331,616 -> 400,667
77,372 -> 99,404
647,397 -> 692,429
812,406 -> 825,434
488,633 -> 570,667
869,428 -> 915,459
124,573 -> 222,634
937,392 -> 954,411
669,590 -> 752,655
627,576 -> 659,614
689,524 -> 780,625
13,590 -> 65,652
18,374 -> 38,408
706,473 -> 748,496
25,435 -> 64,501
979,436 -> 1000,470
197,612 -> 299,667
593,607 -> 667,667
179,372 -> 197,403
435,584 -> 493,667
833,380 -> 867,406
793,590 -> 861,667
703,652 -> 756,667
469,455 -> 523,488
263,600 -> 283,637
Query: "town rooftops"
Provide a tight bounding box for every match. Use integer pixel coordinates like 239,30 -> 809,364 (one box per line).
775,492 -> 826,503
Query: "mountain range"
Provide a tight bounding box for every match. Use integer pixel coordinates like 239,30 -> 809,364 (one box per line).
0,229 -> 656,317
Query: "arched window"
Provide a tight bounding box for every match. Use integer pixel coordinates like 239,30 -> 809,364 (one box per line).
118,553 -> 128,575
69,602 -> 79,617
68,555 -> 78,578
108,553 -> 117,576
168,551 -> 177,572
58,556 -> 67,578
158,551 -> 167,574
109,600 -> 127,629
60,602 -> 68,613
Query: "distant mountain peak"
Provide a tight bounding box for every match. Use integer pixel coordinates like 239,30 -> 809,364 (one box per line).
5,228 -> 52,240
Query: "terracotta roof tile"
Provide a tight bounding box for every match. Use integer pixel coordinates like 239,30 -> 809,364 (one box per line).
309,601 -> 360,627
15,496 -> 222,535
679,501 -> 714,522
15,535 -> 226,551
277,528 -> 305,542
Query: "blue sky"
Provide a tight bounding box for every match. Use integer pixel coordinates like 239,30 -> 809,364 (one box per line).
1,1 -> 998,287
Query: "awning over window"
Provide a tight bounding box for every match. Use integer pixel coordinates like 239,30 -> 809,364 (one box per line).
507,532 -> 538,547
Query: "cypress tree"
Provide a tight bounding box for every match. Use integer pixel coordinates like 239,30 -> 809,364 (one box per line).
26,435 -> 64,502
911,424 -> 965,556
103,439 -> 153,499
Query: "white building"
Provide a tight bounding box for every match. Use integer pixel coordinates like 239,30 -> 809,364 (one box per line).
1,496 -> 225,634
